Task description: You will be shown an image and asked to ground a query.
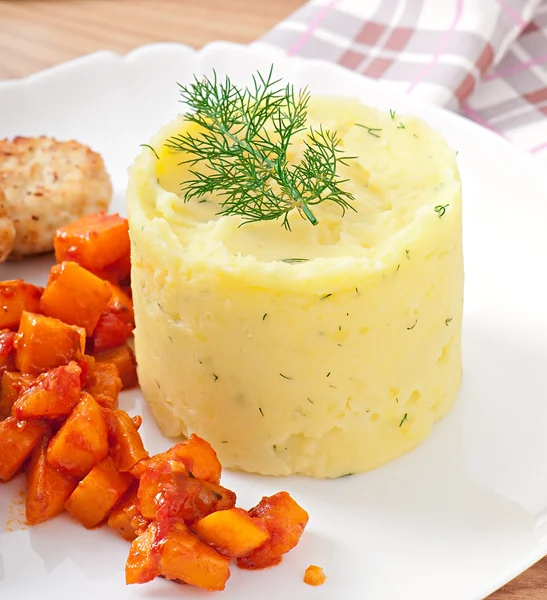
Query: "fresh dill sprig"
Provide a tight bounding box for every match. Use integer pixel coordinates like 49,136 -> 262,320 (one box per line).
165,67 -> 356,229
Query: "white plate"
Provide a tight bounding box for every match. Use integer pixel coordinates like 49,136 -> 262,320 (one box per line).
1,42 -> 547,600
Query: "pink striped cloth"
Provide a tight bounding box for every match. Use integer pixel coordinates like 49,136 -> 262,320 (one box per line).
255,0 -> 547,158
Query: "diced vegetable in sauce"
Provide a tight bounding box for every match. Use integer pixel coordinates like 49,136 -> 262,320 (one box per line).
26,433 -> 77,525
193,508 -> 270,558
40,261 -> 112,336
54,212 -> 130,273
0,211 -> 309,594
304,565 -> 326,586
14,312 -> 84,375
0,280 -> 43,330
47,393 -> 109,479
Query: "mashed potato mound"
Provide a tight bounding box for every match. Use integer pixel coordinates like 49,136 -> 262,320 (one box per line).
126,96 -> 463,478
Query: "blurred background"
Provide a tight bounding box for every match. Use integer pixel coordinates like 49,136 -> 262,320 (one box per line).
0,0 -> 304,79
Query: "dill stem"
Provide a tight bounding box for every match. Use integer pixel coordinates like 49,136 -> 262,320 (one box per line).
300,202 -> 318,226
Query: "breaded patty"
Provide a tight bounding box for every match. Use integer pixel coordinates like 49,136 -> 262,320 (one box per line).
0,136 -> 112,261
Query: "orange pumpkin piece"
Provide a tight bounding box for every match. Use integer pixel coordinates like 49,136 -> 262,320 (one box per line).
107,483 -> 149,541
193,508 -> 270,558
54,212 -> 130,272
138,462 -> 235,523
40,261 -> 112,336
0,371 -> 35,419
26,433 -> 77,525
0,329 -> 16,374
105,409 -> 149,472
0,280 -> 43,330
159,523 -> 231,592
91,312 -> 133,354
13,361 -> 82,420
169,435 -> 222,483
132,434 -> 221,484
205,480 -> 237,512
47,393 -> 109,479
14,311 -> 85,375
304,565 -> 326,586
65,456 -> 134,528
236,492 -> 309,570
107,285 -> 134,328
94,343 -> 137,389
126,521 -> 161,584
0,416 -> 47,481
77,354 -> 95,387
92,252 -> 131,286
83,361 -> 122,410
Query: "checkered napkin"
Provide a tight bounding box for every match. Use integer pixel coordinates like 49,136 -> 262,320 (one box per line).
257,0 -> 547,159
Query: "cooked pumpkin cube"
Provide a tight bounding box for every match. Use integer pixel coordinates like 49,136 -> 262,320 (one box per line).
126,521 -> 161,585
14,312 -> 84,375
94,343 -> 137,389
93,252 -> 131,286
160,525 -> 231,591
125,521 -> 231,591
236,492 -> 309,570
77,354 -> 95,387
170,435 -> 222,483
0,329 -> 16,374
47,393 -> 109,479
40,262 -> 112,336
0,417 -> 47,481
26,433 -> 77,525
54,212 -> 130,272
303,565 -> 326,586
205,480 -> 237,512
83,361 -> 122,410
107,285 -> 134,328
90,312 -> 132,354
65,456 -> 133,528
132,434 -> 221,483
136,464 -> 189,520
104,409 -> 148,472
0,371 -> 35,419
137,464 -> 235,523
193,508 -> 270,558
107,483 -> 149,541
13,361 -> 81,420
0,280 -> 43,330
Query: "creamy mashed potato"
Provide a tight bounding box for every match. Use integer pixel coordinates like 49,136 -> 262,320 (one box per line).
127,97 -> 463,478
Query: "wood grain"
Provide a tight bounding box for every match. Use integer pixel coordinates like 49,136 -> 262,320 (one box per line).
0,1 -> 545,597
0,0 -> 304,79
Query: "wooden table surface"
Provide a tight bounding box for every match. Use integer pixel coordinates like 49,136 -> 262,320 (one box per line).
0,1 -> 545,597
